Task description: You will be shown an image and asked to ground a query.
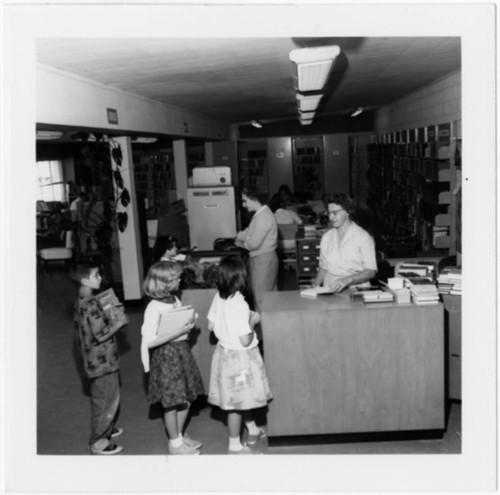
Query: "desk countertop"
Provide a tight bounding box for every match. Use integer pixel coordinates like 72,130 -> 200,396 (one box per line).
261,289 -> 435,313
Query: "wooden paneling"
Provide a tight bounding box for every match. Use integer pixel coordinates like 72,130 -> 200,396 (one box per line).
181,289 -> 218,389
262,291 -> 445,436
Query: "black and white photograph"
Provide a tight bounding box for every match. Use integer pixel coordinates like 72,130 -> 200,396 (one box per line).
1,1 -> 497,493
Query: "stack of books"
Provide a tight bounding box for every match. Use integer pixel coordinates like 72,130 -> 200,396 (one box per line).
397,262 -> 435,280
350,286 -> 394,304
361,289 -> 394,303
406,277 -> 440,304
437,267 -> 462,295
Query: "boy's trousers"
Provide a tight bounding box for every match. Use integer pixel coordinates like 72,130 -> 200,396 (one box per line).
88,371 -> 120,453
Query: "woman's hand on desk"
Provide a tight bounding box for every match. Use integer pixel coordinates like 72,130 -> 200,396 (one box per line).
330,276 -> 353,293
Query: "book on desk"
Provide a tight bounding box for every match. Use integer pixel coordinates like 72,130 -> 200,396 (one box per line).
300,286 -> 335,298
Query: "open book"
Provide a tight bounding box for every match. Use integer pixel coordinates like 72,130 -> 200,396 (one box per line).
157,305 -> 195,337
300,286 -> 335,298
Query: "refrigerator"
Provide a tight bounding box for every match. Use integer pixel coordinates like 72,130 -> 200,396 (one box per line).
186,186 -> 237,250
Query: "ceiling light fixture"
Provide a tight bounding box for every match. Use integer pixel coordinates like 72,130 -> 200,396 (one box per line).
299,111 -> 316,120
289,45 -> 341,92
132,136 -> 158,143
36,130 -> 64,140
251,120 -> 263,129
299,119 -> 313,126
351,107 -> 363,117
296,94 -> 322,112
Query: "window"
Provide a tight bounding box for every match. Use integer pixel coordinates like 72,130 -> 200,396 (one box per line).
36,160 -> 67,203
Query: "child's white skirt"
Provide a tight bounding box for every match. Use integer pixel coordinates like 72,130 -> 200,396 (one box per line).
208,344 -> 273,411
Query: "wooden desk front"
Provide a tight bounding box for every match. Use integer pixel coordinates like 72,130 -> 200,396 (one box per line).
261,291 -> 445,437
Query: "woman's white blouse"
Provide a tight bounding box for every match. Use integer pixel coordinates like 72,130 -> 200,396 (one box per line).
319,222 -> 377,288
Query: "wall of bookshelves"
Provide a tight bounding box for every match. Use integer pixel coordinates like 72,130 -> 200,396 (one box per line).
187,144 -> 205,178
238,141 -> 269,194
292,136 -> 324,199
366,122 -> 458,257
133,148 -> 176,217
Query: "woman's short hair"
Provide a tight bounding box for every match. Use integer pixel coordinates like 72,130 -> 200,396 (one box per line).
241,186 -> 267,205
323,193 -> 356,216
143,261 -> 182,300
217,256 -> 249,300
152,235 -> 178,262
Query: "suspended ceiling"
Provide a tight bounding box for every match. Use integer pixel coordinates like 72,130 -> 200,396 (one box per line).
36,37 -> 461,130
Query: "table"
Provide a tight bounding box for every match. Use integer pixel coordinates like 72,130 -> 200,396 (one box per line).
261,290 -> 445,438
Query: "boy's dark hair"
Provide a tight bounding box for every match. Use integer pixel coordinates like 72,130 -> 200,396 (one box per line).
217,256 -> 250,300
71,263 -> 99,286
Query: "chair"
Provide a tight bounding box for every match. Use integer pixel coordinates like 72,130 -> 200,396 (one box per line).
38,230 -> 73,269
276,223 -> 299,270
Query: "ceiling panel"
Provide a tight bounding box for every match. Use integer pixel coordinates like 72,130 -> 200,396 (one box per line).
37,37 -> 461,125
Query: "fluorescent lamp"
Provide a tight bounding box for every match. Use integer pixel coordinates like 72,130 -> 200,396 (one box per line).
351,107 -> 363,117
36,130 -> 64,140
299,111 -> 316,120
132,136 -> 158,143
289,45 -> 341,92
296,94 -> 322,112
299,119 -> 313,126
251,120 -> 263,129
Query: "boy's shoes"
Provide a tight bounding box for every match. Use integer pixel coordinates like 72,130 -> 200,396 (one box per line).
228,445 -> 263,455
247,427 -> 268,445
169,443 -> 201,455
182,434 -> 202,449
111,427 -> 124,438
94,444 -> 123,455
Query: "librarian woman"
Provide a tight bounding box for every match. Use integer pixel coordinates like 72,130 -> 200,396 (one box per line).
312,193 -> 377,293
235,186 -> 278,312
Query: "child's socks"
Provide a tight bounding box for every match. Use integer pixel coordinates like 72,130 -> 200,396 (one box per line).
169,436 -> 183,449
245,420 -> 260,436
228,436 -> 243,452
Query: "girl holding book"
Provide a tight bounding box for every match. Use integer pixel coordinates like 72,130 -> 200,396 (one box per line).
207,256 -> 273,454
140,261 -> 204,455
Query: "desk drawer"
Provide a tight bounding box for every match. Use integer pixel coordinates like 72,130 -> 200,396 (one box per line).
296,240 -> 320,252
297,263 -> 318,276
298,252 -> 320,264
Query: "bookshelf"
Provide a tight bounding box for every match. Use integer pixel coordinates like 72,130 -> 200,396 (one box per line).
292,136 -> 324,199
186,144 -> 205,178
133,148 -> 176,217
366,122 -> 459,257
238,141 -> 268,193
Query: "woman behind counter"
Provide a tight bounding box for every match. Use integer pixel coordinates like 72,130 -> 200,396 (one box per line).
235,186 -> 278,311
313,193 -> 377,293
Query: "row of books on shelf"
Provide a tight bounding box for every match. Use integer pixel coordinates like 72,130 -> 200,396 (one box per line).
437,267 -> 462,295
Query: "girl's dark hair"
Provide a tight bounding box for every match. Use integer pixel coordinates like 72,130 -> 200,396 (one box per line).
241,186 -> 268,205
217,256 -> 250,300
269,195 -> 286,213
323,193 -> 356,216
152,235 -> 178,262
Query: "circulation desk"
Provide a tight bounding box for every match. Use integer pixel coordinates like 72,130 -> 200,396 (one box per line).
261,290 -> 445,439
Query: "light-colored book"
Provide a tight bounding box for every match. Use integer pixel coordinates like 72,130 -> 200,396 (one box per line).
157,305 -> 195,337
300,286 -> 335,298
96,288 -> 128,328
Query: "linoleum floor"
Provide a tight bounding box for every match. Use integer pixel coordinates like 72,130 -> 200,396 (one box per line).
37,263 -> 461,456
